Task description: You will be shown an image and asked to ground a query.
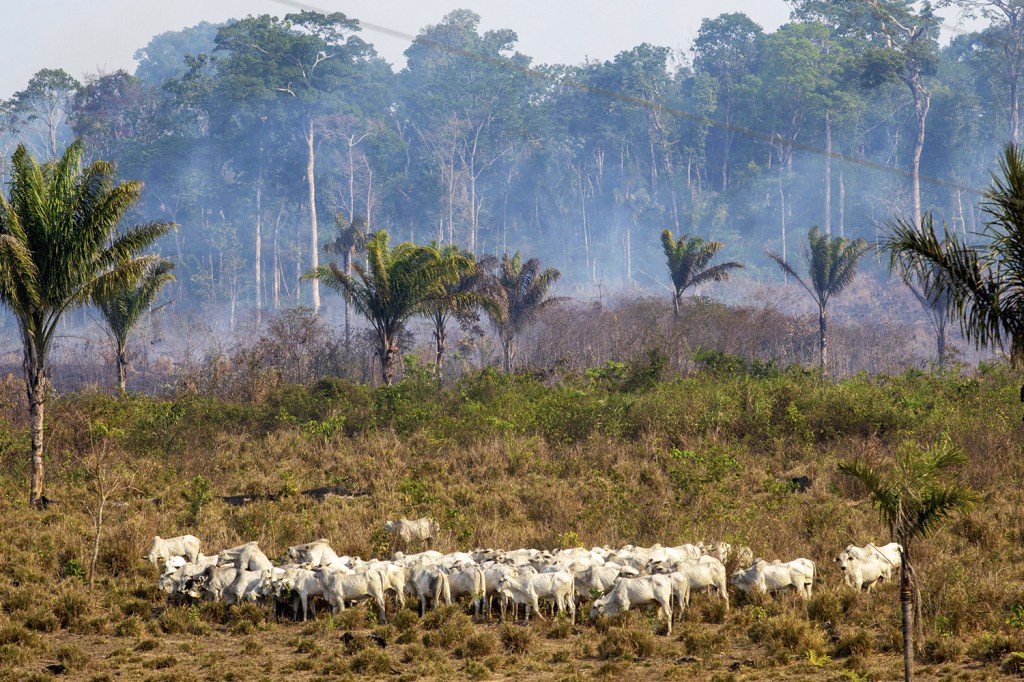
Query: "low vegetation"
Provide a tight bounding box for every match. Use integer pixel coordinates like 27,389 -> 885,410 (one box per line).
0,357 -> 1021,680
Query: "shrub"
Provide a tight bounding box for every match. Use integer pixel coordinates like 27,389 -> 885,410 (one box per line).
832,627 -> 873,658
921,635 -> 963,664
226,603 -> 266,635
349,648 -> 394,674
462,631 -> 498,659
597,627 -> 657,660
747,614 -> 826,663
500,623 -> 533,655
114,615 -> 146,638
421,606 -> 472,650
52,586 -> 91,629
159,606 -> 208,635
1003,651 -> 1024,676
968,632 -> 1016,662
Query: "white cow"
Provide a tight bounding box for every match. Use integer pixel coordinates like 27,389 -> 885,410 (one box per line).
317,568 -> 388,622
384,518 -> 439,549
836,543 -> 900,592
267,567 -> 323,620
287,539 -> 341,568
185,564 -> 238,602
650,556 -> 729,608
498,571 -> 575,623
410,565 -> 452,616
731,558 -> 815,599
573,564 -> 638,600
447,565 -> 487,619
145,535 -> 201,566
218,542 -> 274,572
590,575 -> 674,635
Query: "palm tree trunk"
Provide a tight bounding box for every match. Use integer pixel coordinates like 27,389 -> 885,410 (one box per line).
380,334 -> 397,386
819,306 -> 828,376
24,344 -> 46,508
116,342 -> 128,394
344,250 -> 353,350
672,291 -> 680,317
901,553 -> 914,682
502,336 -> 515,373
434,316 -> 447,376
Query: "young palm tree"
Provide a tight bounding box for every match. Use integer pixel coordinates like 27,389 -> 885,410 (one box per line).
487,252 -> 565,373
0,141 -> 173,507
420,245 -> 499,376
305,230 -> 456,385
323,213 -> 367,349
767,226 -> 869,375
882,144 -> 1024,364
97,260 -> 175,393
660,230 -> 743,316
839,438 -> 978,682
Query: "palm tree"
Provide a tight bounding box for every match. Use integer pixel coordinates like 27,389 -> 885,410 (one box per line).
323,213 -> 367,349
882,144 -> 1024,364
660,230 -> 743,316
0,141 -> 173,507
839,438 -> 978,682
487,253 -> 565,373
420,245 -> 499,376
884,216 -> 953,369
767,226 -> 869,375
305,230 -> 456,385
97,260 -> 175,393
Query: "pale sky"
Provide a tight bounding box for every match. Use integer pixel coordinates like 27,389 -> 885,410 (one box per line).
2,0 -> 806,100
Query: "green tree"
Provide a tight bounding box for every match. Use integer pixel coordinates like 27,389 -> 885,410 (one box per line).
0,141 -> 173,507
660,230 -> 743,316
97,260 -> 175,393
882,143 -> 1024,362
420,246 -> 499,375
767,226 -> 869,374
323,213 -> 368,349
487,252 -> 565,373
305,230 -> 454,385
839,438 -> 978,681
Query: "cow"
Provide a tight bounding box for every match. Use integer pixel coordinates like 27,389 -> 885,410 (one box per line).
731,558 -> 815,599
145,535 -> 201,566
218,542 -> 274,572
184,564 -> 238,602
317,568 -> 388,623
590,575 -> 674,635
287,539 -> 342,568
384,518 -> 439,550
836,543 -> 900,592
447,564 -> 487,619
572,564 -> 638,600
410,565 -> 452,616
498,571 -> 575,624
651,556 -> 729,608
266,566 -> 323,620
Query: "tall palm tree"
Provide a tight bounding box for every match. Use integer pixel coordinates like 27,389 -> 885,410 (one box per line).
0,141 -> 173,507
305,230 -> 456,385
767,226 -> 869,375
487,253 -> 565,373
323,213 -> 367,349
660,230 -> 743,316
420,245 -> 500,376
839,438 -> 978,682
97,260 -> 175,393
882,144 -> 1024,364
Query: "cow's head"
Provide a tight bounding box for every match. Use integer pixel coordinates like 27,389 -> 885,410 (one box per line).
835,551 -> 854,573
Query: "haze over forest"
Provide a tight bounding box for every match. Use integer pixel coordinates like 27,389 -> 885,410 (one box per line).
0,1 -> 1017,382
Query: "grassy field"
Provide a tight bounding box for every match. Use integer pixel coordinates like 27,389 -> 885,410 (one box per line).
0,357 -> 1022,681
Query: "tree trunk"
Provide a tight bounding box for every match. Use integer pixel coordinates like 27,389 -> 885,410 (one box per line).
824,110 -> 832,235
672,292 -> 680,317
936,321 -> 946,371
502,336 -> 515,373
343,250 -> 353,350
907,77 -> 931,233
25,346 -> 46,508
380,336 -> 398,386
116,343 -> 128,394
839,171 -> 846,239
89,493 -> 105,590
305,116 -> 320,314
818,306 -> 828,377
434,316 -> 447,376
901,553 -> 914,682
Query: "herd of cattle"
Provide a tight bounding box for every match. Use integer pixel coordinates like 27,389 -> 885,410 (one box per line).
145,521 -> 903,636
